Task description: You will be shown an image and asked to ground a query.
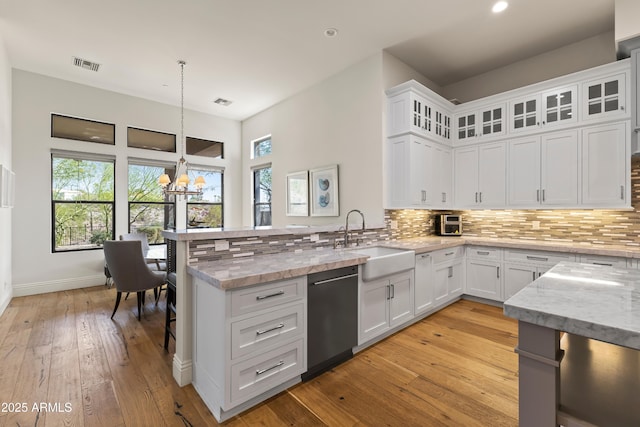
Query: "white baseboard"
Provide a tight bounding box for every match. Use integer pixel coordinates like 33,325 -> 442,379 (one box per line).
13,274 -> 105,297
173,354 -> 193,386
0,289 -> 12,316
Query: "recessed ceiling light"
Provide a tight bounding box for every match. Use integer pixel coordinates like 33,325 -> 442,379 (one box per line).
214,98 -> 232,106
324,28 -> 338,38
492,1 -> 508,13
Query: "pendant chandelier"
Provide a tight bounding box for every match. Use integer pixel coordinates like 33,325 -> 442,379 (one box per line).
158,60 -> 205,196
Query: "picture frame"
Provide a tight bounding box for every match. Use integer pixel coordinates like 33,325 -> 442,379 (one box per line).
309,164 -> 339,217
286,170 -> 309,216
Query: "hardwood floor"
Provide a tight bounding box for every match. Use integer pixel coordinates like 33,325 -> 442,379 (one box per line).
0,286 -> 518,426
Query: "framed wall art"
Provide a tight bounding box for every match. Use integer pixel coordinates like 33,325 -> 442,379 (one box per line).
286,170 -> 309,216
309,164 -> 339,217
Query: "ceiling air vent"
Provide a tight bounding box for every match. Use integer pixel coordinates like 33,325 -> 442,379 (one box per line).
72,57 -> 100,72
448,98 -> 462,105
214,98 -> 232,106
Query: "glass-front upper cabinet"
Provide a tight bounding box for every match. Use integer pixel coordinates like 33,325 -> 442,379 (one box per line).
541,85 -> 578,128
510,95 -> 540,133
581,73 -> 628,122
455,103 -> 505,143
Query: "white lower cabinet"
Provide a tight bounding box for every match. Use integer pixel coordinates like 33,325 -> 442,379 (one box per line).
192,276 -> 307,422
465,247 -> 503,301
432,247 -> 464,306
503,263 -> 548,300
414,253 -> 433,315
359,271 -> 414,345
579,254 -> 630,268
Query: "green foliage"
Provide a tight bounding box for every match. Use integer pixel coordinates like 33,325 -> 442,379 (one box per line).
89,230 -> 111,245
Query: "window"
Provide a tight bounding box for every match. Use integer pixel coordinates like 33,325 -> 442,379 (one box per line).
51,114 -> 115,145
186,136 -> 224,159
128,162 -> 175,243
253,165 -> 271,226
186,168 -> 223,228
127,127 -> 176,153
51,153 -> 115,252
252,135 -> 272,158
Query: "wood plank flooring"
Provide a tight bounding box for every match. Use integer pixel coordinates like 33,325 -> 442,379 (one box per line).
0,286 -> 518,426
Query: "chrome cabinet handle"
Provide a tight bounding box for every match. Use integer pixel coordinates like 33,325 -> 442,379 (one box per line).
256,323 -> 285,336
497,266 -> 500,279
442,192 -> 446,203
475,192 -> 478,203
256,360 -> 284,375
448,266 -> 453,278
526,255 -> 548,262
477,251 -> 490,255
621,185 -> 624,200
542,189 -> 545,202
390,284 -> 395,299
386,285 -> 390,300
593,262 -> 613,266
445,251 -> 454,256
537,189 -> 540,202
479,192 -> 482,203
532,271 -> 536,281
256,290 -> 284,300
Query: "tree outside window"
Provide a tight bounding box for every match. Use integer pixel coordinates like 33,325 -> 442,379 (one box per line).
253,136 -> 272,158
51,155 -> 114,252
253,166 -> 271,226
128,163 -> 175,243
187,168 -> 223,228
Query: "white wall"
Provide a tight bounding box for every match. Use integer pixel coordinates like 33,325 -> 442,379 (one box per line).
441,31 -> 615,103
241,53 -> 386,227
382,51 -> 442,93
11,70 -> 241,295
615,0 -> 640,44
0,35 -> 12,313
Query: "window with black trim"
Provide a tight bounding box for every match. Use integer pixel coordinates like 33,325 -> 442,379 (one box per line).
128,162 -> 176,242
127,127 -> 176,153
187,168 -> 223,228
51,114 -> 115,145
253,165 -> 271,226
51,153 -> 115,252
186,136 -> 224,159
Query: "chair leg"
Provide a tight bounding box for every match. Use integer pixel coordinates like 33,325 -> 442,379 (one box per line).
136,291 -> 143,321
111,292 -> 122,319
164,290 -> 171,350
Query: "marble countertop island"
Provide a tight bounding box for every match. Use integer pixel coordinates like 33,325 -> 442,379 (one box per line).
504,261 -> 640,350
187,248 -> 370,289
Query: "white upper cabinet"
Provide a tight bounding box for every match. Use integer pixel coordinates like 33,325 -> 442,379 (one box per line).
510,94 -> 541,134
581,121 -> 629,207
541,85 -> 578,128
454,142 -> 506,209
581,72 -> 629,122
455,103 -> 506,143
386,81 -> 455,145
508,131 -> 579,208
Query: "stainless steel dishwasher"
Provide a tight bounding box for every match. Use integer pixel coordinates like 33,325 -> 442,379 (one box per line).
302,265 -> 358,381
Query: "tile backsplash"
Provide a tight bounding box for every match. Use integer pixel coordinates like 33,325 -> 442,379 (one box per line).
387,157 -> 640,248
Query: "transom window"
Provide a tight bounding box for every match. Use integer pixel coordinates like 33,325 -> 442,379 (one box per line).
252,135 -> 272,159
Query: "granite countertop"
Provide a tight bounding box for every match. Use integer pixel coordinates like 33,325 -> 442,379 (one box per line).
504,261 -> 640,350
186,236 -> 640,291
187,248 -> 369,290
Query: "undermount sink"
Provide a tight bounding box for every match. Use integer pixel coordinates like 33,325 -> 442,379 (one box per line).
348,246 -> 415,281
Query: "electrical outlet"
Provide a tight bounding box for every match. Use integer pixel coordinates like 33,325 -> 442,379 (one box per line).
532,221 -> 540,230
215,240 -> 230,251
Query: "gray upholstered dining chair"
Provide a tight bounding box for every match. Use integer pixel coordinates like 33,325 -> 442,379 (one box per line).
119,232 -> 167,271
103,240 -> 167,320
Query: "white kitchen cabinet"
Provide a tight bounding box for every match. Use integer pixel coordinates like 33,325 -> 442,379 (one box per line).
455,103 -> 506,143
414,253 -> 433,315
581,121 -> 629,207
541,85 -> 578,128
581,72 -> 628,122
359,271 -> 414,344
387,134 -> 453,209
465,247 -> 503,301
434,109 -> 452,142
508,130 -> 578,207
633,49 -> 640,133
192,276 -> 306,422
432,247 -> 464,306
510,93 -> 540,134
578,254 -> 629,268
503,249 -> 576,299
454,142 -> 506,208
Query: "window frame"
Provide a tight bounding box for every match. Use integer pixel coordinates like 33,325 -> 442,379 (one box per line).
252,135 -> 272,159
186,166 -> 224,229
252,164 -> 272,227
51,113 -> 115,145
51,151 -> 116,253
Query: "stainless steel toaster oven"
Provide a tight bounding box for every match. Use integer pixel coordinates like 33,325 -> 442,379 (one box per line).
435,214 -> 462,236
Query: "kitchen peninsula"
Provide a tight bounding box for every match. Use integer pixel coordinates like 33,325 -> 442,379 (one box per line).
163,225 -> 640,422
504,262 -> 640,427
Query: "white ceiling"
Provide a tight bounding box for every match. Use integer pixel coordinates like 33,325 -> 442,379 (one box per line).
0,0 -> 614,121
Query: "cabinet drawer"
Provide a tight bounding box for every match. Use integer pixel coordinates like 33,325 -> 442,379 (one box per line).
431,246 -> 465,264
229,338 -> 304,407
504,249 -> 575,266
579,255 -> 628,268
231,303 -> 304,360
466,246 -> 502,261
230,277 -> 305,317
